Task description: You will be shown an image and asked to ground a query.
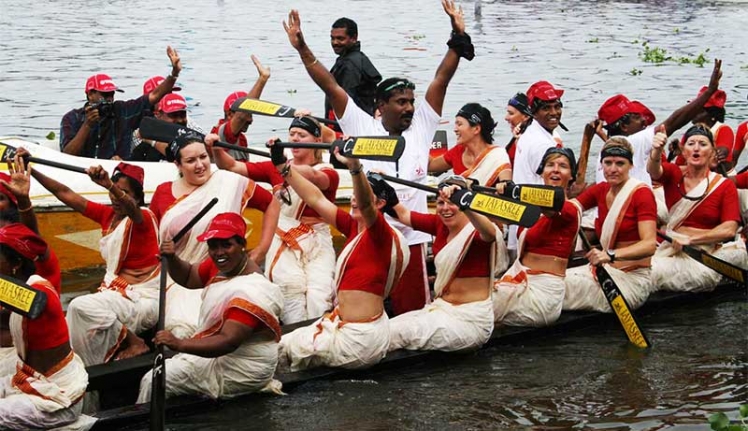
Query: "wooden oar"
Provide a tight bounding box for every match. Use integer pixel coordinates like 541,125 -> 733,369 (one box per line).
0,274 -> 47,319
230,97 -> 338,126
0,143 -> 87,174
657,231 -> 748,285
471,183 -> 565,211
578,231 -> 651,349
150,197 -> 219,431
139,117 -> 271,158
373,173 -> 541,228
275,136 -> 405,162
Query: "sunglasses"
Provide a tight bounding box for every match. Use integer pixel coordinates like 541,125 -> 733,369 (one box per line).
383,80 -> 416,93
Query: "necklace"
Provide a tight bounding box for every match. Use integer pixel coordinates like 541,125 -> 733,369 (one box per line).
228,257 -> 249,278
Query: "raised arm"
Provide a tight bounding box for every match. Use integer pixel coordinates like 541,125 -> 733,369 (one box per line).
16,148 -> 88,213
424,0 -> 472,116
4,155 -> 39,234
647,132 -> 667,181
660,59 -> 722,135
246,55 -> 271,99
283,9 -> 350,119
441,185 -> 497,242
147,46 -> 181,106
206,134 -> 250,177
87,165 -> 144,224
160,238 -> 204,289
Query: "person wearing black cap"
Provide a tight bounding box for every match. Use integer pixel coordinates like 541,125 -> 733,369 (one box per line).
283,1 -> 474,316
494,147 -> 580,327
212,116 -> 340,325
428,103 -> 512,187
504,92 -> 532,166
271,142 -> 409,372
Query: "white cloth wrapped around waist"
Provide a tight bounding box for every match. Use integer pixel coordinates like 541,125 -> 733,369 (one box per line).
563,264 -> 651,312
493,258 -> 566,327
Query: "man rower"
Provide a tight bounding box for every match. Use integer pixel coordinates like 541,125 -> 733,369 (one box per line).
283,0 -> 473,315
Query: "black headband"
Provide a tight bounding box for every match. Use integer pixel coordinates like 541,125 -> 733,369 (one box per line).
168,130 -> 204,162
600,146 -> 633,164
457,107 -> 483,126
289,116 -> 321,138
536,147 -> 578,180
508,93 -> 532,116
683,125 -> 714,145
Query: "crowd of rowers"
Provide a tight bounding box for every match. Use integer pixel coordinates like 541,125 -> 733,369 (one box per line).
2,2 -> 748,429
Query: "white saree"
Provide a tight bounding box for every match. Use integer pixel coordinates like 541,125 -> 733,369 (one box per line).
66,210 -> 160,366
462,146 -> 512,187
389,222 -> 504,352
137,273 -> 283,402
564,179 -> 653,312
279,224 -> 409,372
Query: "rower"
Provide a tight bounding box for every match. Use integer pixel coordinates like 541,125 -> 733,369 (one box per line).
674,87 -> 734,171
137,212 -> 284,402
210,55 -> 271,161
503,92 -> 533,166
494,147 -> 581,327
564,137 -> 657,312
428,103 -> 512,187
647,127 -> 746,292
0,224 -> 89,430
272,143 -> 409,372
282,1 -> 472,316
211,116 -> 340,324
386,177 -> 505,353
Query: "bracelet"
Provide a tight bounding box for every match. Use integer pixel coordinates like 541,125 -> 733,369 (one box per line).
304,58 -> 318,69
349,166 -> 362,176
18,204 -> 33,213
168,73 -> 179,80
149,139 -> 157,148
280,162 -> 292,178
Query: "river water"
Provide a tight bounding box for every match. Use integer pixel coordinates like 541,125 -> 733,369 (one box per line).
1,0 -> 747,429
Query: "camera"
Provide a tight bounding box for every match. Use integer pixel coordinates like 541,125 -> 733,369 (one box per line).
86,101 -> 115,118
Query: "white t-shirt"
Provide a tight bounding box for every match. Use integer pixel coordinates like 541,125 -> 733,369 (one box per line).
337,95 -> 440,245
513,121 -> 559,186
595,126 -> 655,186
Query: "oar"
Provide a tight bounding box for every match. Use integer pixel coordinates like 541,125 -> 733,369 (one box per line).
0,274 -> 48,320
578,231 -> 651,349
737,164 -> 748,175
0,143 -> 87,174
139,117 -> 271,158
471,183 -> 565,211
657,231 -> 748,285
373,173 -> 541,228
230,97 -> 338,126
275,136 -> 405,162
150,197 -> 219,431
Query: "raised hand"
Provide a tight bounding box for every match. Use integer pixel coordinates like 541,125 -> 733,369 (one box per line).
251,55 -> 270,80
283,10 -> 307,50
5,153 -> 32,200
86,165 -> 112,189
707,59 -> 722,91
442,0 -> 465,35
332,145 -> 358,171
167,45 -> 182,76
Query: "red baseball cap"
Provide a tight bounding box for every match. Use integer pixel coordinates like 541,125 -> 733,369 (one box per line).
526,81 -> 564,110
0,223 -> 48,261
158,93 -> 188,114
0,173 -> 18,206
223,91 -> 248,113
197,212 -> 247,242
142,76 -> 181,95
697,86 -> 727,109
598,94 -> 656,126
113,162 -> 145,186
85,74 -> 124,93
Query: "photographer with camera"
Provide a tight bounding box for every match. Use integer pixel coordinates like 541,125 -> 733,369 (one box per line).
59,46 -> 182,160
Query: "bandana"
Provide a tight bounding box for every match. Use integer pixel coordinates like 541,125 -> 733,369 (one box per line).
457,105 -> 484,126
508,93 -> 532,116
683,125 -> 714,146
600,146 -> 633,164
289,116 -> 321,138
536,147 -> 578,180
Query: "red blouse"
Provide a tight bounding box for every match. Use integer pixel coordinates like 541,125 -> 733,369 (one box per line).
575,182 -> 657,243
519,201 -> 579,259
443,144 -> 469,175
25,279 -> 69,351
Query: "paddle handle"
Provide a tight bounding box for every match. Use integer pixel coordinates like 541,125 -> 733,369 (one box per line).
213,141 -> 270,158
275,142 -> 329,150
578,229 -> 594,251
26,156 -> 88,174
377,173 -> 438,194
173,198 -> 219,243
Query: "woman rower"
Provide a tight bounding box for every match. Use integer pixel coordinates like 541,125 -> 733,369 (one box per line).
0,224 -> 88,429
386,178 -> 506,352
212,115 -> 339,324
428,103 -> 512,187
564,137 -> 657,312
274,143 -> 409,372
493,147 -> 581,326
504,92 -> 532,166
647,126 -> 746,292
149,131 -> 280,338
16,148 -> 160,366
137,212 -> 283,402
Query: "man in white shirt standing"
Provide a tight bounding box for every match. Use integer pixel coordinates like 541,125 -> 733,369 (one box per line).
282,1 -> 473,315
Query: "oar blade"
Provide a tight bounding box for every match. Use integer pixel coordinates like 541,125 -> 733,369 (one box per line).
506,184 -> 565,211
596,266 -> 651,349
463,192 -> 541,227
140,117 -> 198,143
231,97 -> 295,118
0,274 -> 47,320
682,245 -> 748,286
336,136 -> 406,162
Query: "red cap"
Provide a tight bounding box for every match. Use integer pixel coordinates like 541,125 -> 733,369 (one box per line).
85,74 -> 124,93
0,223 -> 48,261
526,81 -> 564,109
158,93 -> 187,114
113,162 -> 145,186
0,173 -> 18,206
223,91 -> 248,113
697,86 -> 727,109
597,94 -> 656,126
197,212 -> 246,242
142,76 -> 181,95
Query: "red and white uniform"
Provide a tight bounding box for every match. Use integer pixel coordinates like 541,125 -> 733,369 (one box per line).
443,144 -> 511,187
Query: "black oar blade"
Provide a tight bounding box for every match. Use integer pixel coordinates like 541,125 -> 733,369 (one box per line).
464,192 -> 541,227
657,231 -> 748,285
335,136 -> 406,162
0,274 -> 47,319
595,266 -> 651,349
140,117 -> 196,143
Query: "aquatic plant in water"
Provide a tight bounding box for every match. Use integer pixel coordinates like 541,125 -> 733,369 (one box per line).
639,42 -> 710,67
708,405 -> 748,431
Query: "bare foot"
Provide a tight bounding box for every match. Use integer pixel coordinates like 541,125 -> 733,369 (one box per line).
114,332 -> 150,361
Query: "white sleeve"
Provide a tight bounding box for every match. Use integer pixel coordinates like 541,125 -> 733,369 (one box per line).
336,95 -> 379,137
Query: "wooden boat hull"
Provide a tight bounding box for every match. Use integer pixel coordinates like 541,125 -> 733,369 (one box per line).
87,280 -> 747,430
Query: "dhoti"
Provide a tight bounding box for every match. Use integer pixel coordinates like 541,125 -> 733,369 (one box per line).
493,260 -> 566,327
652,241 -> 748,293
563,265 -> 652,312
278,308 -> 389,372
388,297 -> 493,352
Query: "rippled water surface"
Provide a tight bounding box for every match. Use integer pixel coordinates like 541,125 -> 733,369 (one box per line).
2,1 -> 747,429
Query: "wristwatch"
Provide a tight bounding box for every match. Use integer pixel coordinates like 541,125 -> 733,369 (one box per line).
606,249 -> 616,263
